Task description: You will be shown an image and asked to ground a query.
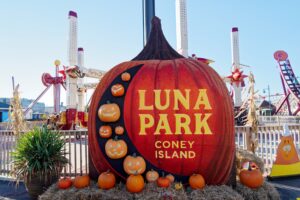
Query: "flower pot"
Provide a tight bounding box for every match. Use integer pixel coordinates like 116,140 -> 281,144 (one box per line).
24,171 -> 59,199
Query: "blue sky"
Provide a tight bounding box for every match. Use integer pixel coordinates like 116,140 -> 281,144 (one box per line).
1,1 -> 300,106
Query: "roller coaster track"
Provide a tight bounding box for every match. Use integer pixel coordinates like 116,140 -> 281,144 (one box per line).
274,50 -> 300,115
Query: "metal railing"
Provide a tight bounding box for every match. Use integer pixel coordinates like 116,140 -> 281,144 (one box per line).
258,116 -> 300,125
0,130 -> 89,180
1,125 -> 300,180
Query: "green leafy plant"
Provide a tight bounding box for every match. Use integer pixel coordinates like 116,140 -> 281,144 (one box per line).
12,126 -> 68,182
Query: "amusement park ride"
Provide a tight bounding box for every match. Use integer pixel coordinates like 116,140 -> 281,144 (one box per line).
273,50 -> 300,115
24,11 -> 106,129
23,0 -> 300,130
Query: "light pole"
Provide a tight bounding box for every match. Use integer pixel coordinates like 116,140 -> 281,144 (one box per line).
263,85 -> 271,116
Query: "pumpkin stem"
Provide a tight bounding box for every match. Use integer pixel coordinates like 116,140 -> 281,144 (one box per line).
132,152 -> 137,157
106,100 -> 110,104
114,136 -> 118,141
248,162 -> 252,171
132,16 -> 184,61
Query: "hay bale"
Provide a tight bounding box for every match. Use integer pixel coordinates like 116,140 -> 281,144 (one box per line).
188,185 -> 244,200
39,181 -> 188,200
236,148 -> 265,172
235,182 -> 280,200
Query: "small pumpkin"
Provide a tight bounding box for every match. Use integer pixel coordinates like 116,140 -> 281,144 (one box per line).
166,174 -> 175,183
57,177 -> 72,189
98,171 -> 116,190
105,137 -> 128,159
174,182 -> 183,190
121,72 -> 131,81
111,84 -> 125,97
73,175 -> 90,189
99,125 -> 112,138
123,154 -> 146,175
126,174 -> 145,193
157,176 -> 171,188
115,126 -> 124,135
146,169 -> 159,182
189,174 -> 205,189
239,162 -> 264,189
98,102 -> 120,122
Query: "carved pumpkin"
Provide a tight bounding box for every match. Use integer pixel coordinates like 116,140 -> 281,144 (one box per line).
126,174 -> 145,193
157,176 -> 171,188
123,154 -> 146,175
73,175 -> 90,189
174,182 -> 183,190
105,137 -> 127,159
98,171 -> 116,190
57,177 -> 72,189
166,174 -> 175,183
111,84 -> 125,97
98,102 -> 120,122
88,17 -> 235,184
239,162 -> 264,189
189,174 -> 205,189
115,126 -> 124,135
146,169 -> 159,182
121,72 -> 131,81
99,125 -> 112,138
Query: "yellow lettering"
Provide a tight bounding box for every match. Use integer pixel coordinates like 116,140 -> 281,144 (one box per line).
194,113 -> 212,134
139,114 -> 154,135
154,114 -> 172,135
193,89 -> 212,110
188,141 -> 195,148
174,89 -> 190,110
175,114 -> 192,135
154,90 -> 170,110
155,141 -> 161,148
138,90 -> 153,110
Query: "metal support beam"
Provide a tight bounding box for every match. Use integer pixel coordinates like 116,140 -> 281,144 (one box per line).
143,0 -> 155,46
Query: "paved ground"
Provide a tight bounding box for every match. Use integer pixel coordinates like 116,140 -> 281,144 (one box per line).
0,180 -> 30,200
1,178 -> 300,200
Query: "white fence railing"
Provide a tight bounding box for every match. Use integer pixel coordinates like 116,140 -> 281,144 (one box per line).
258,116 -> 300,125
235,125 -> 300,174
0,130 -> 89,179
1,125 -> 300,180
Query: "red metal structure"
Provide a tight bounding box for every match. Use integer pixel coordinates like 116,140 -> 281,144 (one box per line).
24,60 -> 65,116
274,50 -> 300,115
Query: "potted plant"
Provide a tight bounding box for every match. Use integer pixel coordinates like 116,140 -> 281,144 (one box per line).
12,126 -> 68,199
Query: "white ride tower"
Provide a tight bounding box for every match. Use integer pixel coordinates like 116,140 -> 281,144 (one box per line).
66,10 -> 78,128
77,47 -> 85,124
175,0 -> 188,57
231,27 -> 242,107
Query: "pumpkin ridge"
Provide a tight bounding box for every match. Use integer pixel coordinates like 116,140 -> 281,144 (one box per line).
186,59 -> 233,183
132,17 -> 184,61
183,59 -> 206,174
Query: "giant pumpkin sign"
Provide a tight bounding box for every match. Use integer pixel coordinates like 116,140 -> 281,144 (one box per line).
88,17 -> 235,184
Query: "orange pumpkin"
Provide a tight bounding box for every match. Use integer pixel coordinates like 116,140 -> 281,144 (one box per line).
57,177 -> 72,189
111,84 -> 125,97
121,72 -> 131,81
166,174 -> 175,183
157,176 -> 171,188
123,154 -> 146,175
98,171 -> 116,190
126,174 -> 145,193
239,162 -> 264,189
189,174 -> 205,189
98,102 -> 120,122
99,125 -> 112,138
115,126 -> 124,135
105,137 -> 127,159
73,175 -> 90,189
146,169 -> 159,182
175,182 -> 183,190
